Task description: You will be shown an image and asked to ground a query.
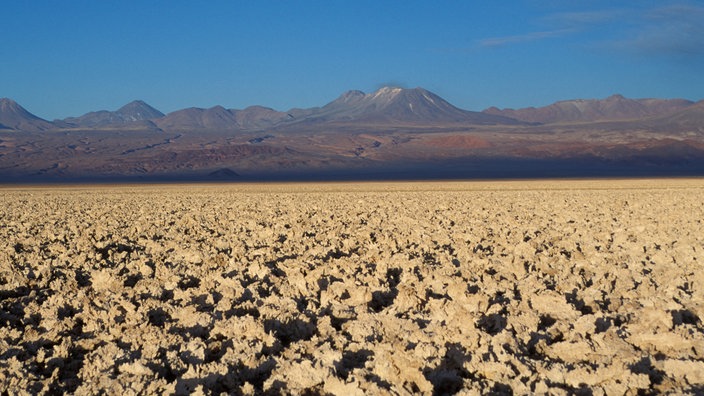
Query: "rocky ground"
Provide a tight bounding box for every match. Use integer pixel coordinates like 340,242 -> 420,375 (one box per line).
1,180 -> 703,394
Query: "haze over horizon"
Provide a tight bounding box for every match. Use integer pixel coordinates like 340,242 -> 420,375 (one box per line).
4,1 -> 704,120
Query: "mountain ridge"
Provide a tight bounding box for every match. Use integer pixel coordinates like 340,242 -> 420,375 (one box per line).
483,94 -> 695,124
62,100 -> 165,128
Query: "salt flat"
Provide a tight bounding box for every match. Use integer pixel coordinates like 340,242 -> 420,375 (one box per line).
1,179 -> 703,394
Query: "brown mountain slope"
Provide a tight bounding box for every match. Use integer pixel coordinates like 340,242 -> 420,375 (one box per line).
232,106 -> 293,130
651,100 -> 704,131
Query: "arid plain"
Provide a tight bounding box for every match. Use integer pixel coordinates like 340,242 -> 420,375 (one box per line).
1,179 -> 703,394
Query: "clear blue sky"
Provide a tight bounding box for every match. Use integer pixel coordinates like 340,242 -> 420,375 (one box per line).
3,1 -> 703,120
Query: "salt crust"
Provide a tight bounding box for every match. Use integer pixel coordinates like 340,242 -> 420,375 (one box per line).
1,179 -> 703,394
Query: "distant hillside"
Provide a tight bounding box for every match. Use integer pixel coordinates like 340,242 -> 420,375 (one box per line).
651,100 -> 704,130
155,106 -> 238,131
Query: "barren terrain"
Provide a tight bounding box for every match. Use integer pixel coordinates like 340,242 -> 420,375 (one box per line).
1,179 -> 703,394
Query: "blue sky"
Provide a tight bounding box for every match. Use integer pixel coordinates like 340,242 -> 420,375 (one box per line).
3,1 -> 704,120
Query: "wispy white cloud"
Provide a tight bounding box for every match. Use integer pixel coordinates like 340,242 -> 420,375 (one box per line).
476,9 -> 622,49
542,10 -> 624,28
478,29 -> 574,48
476,3 -> 704,59
612,4 -> 704,57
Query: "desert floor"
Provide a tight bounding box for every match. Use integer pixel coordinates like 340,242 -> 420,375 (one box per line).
1,179 -> 703,395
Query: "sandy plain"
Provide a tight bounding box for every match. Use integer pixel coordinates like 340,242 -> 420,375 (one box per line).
1,179 -> 703,395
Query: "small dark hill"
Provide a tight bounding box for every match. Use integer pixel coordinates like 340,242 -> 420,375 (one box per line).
207,168 -> 241,180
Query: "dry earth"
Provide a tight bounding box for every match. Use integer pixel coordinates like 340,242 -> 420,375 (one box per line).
1,179 -> 703,395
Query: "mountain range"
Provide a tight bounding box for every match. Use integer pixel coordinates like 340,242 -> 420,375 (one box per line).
1,87 -> 703,182
3,87 -> 703,132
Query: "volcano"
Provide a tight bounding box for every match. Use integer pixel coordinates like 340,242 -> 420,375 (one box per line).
0,98 -> 55,131
298,87 -> 522,125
